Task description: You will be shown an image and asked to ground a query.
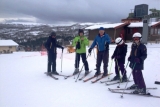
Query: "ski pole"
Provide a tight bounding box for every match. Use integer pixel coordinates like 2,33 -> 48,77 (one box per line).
117,61 -> 129,88
74,52 -> 79,79
121,63 -> 136,98
75,53 -> 90,82
103,59 -> 113,84
61,49 -> 63,72
107,59 -> 113,79
93,48 -> 96,59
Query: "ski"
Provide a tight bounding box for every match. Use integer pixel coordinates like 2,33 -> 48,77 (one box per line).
64,73 -> 79,79
109,87 -> 157,91
44,72 -> 58,80
100,79 -> 118,83
64,70 -> 87,79
83,73 -> 103,82
79,70 -> 92,81
91,73 -> 113,83
64,74 -> 74,79
108,88 -> 160,98
155,81 -> 160,85
53,74 -> 67,77
106,80 -> 133,86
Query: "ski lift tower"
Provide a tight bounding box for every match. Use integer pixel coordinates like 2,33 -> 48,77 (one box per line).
142,9 -> 160,44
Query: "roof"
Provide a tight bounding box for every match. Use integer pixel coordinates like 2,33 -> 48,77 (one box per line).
151,21 -> 160,27
85,23 -> 126,30
128,22 -> 143,28
128,21 -> 160,28
0,40 -> 19,46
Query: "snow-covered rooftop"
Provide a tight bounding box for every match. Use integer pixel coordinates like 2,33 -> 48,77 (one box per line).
128,21 -> 160,28
0,40 -> 19,46
85,21 -> 160,29
85,23 -> 125,30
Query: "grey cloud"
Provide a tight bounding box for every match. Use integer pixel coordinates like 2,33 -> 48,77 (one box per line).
0,0 -> 160,24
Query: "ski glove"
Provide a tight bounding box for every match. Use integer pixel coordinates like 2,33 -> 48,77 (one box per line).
115,56 -> 121,59
111,55 -> 114,59
128,57 -> 131,61
61,47 -> 64,52
88,48 -> 92,54
47,48 -> 52,52
61,47 -> 64,50
134,58 -> 140,63
105,43 -> 109,50
76,41 -> 81,49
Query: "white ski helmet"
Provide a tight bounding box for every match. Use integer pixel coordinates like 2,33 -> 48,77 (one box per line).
115,37 -> 123,45
133,32 -> 142,38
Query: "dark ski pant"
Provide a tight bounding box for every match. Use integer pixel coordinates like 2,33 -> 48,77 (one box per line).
132,69 -> 146,89
96,51 -> 109,74
47,52 -> 57,72
115,61 -> 126,76
75,53 -> 89,71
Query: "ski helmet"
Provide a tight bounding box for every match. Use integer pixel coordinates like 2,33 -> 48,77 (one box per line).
133,32 -> 142,38
51,31 -> 56,36
115,37 -> 123,45
78,29 -> 84,35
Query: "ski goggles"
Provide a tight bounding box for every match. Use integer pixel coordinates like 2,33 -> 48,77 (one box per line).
133,37 -> 140,41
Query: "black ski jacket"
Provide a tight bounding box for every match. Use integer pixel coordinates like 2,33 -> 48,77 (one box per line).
45,36 -> 63,54
128,43 -> 147,70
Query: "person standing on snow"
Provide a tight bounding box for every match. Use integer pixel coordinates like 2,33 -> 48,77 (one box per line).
72,29 -> 90,76
111,37 -> 128,82
45,31 -> 64,75
127,32 -> 147,94
88,27 -> 111,77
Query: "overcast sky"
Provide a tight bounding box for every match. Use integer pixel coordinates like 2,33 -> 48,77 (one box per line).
0,0 -> 160,25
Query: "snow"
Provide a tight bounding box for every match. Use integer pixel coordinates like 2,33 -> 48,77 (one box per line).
85,21 -> 160,29
7,22 -> 46,26
0,40 -> 19,46
128,21 -> 160,28
85,23 -> 124,30
30,31 -> 41,36
79,22 -> 109,26
150,21 -> 160,26
0,43 -> 160,107
128,22 -> 143,28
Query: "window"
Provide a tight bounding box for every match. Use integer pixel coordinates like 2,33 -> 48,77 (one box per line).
158,28 -> 160,35
150,28 -> 154,35
9,46 -> 12,49
155,28 -> 158,34
128,28 -> 132,34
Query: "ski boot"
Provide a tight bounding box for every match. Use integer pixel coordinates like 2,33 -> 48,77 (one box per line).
127,84 -> 138,89
121,75 -> 128,82
102,72 -> 108,77
132,88 -> 146,94
112,75 -> 120,81
52,71 -> 59,75
94,71 -> 101,76
85,70 -> 89,76
47,72 -> 52,76
73,68 -> 79,75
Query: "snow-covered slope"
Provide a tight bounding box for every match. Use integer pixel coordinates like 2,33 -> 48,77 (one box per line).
0,43 -> 160,107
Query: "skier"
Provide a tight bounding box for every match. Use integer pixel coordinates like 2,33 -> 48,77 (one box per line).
72,29 -> 89,76
127,32 -> 147,94
88,27 -> 111,77
111,37 -> 128,82
45,31 -> 64,75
